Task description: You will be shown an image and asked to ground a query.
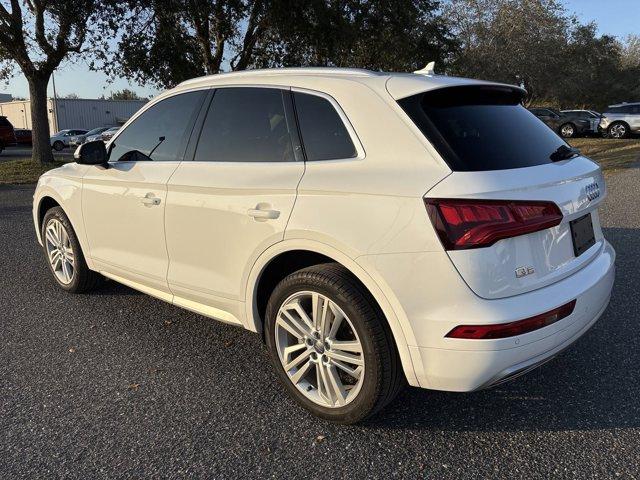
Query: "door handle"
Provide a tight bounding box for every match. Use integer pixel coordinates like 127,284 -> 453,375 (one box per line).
247,207 -> 280,220
141,194 -> 161,206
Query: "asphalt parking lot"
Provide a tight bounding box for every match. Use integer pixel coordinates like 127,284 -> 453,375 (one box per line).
0,145 -> 74,163
1,169 -> 639,479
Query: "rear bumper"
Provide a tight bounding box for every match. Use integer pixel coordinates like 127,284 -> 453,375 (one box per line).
359,240 -> 615,391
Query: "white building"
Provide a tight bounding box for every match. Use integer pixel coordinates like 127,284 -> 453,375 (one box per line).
0,97 -> 147,132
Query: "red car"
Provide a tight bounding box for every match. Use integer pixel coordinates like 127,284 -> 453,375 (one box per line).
15,129 -> 32,145
0,116 -> 17,153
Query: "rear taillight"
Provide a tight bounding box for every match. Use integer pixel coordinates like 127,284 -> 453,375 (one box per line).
424,198 -> 562,250
445,300 -> 576,340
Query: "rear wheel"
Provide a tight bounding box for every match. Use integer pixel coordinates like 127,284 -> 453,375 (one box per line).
41,207 -> 101,293
52,140 -> 64,151
265,263 -> 404,424
559,123 -> 576,138
608,122 -> 629,139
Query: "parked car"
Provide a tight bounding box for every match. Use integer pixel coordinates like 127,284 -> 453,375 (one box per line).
529,107 -> 592,138
0,115 -> 17,153
33,68 -> 615,423
561,109 -> 602,135
50,129 -> 88,151
599,102 -> 640,139
100,127 -> 120,142
14,128 -> 32,145
69,126 -> 112,147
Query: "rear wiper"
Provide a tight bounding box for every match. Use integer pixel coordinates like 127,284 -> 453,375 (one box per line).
550,145 -> 580,162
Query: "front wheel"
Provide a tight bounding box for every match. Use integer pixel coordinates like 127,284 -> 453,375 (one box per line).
41,207 -> 101,293
265,263 -> 404,424
559,123 -> 576,138
52,140 -> 64,151
608,122 -> 629,139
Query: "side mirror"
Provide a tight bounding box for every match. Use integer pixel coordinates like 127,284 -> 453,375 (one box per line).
74,140 -> 107,166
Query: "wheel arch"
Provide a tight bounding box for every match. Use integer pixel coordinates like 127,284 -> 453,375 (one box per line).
608,120 -> 631,136
37,195 -> 61,232
245,239 -> 419,386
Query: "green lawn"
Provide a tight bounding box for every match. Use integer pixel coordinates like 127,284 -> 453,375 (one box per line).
1,137 -> 638,184
0,159 -> 68,185
569,138 -> 640,171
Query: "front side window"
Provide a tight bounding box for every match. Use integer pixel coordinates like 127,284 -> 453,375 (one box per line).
109,91 -> 204,162
293,92 -> 357,161
194,87 -> 295,162
399,85 -> 567,172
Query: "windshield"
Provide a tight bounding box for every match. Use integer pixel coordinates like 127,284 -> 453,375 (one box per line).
86,127 -> 107,135
398,85 -> 567,172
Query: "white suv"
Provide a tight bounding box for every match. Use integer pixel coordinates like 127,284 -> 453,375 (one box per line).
33,68 -> 615,423
599,102 -> 640,138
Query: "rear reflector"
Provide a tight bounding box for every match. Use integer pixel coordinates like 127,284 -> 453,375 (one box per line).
424,198 -> 563,250
445,300 -> 576,339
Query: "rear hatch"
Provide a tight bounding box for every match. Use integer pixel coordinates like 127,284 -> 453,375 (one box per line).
395,83 -> 606,299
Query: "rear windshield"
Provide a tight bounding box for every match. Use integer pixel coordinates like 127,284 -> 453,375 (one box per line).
398,86 -> 566,172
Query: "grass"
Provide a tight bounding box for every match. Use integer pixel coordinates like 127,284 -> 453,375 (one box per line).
568,137 -> 640,171
0,158 -> 68,185
0,137 -> 638,184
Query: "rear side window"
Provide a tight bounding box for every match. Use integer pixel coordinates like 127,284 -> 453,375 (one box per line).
293,92 -> 356,161
194,87 -> 295,162
0,117 -> 11,127
398,86 -> 566,172
109,90 -> 205,162
607,105 -> 634,114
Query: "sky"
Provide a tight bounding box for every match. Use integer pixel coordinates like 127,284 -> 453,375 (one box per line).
2,0 -> 639,101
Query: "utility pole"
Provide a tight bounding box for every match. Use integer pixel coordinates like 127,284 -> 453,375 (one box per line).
51,71 -> 59,132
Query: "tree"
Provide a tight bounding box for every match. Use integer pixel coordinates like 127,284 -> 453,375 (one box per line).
0,1 -> 108,163
109,88 -> 142,100
98,0 -> 457,89
444,0 -> 639,110
255,0 -> 457,72
63,92 -> 80,99
621,35 -> 640,68
445,0 -> 571,105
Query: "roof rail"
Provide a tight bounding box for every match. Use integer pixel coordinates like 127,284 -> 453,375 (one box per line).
178,67 -> 381,86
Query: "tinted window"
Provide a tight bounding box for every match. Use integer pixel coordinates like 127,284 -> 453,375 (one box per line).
0,117 -> 11,127
399,86 -> 566,172
109,91 -> 204,162
607,105 -> 633,114
293,92 -> 356,161
194,88 -> 294,162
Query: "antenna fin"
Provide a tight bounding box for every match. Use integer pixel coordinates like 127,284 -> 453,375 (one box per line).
414,61 -> 436,76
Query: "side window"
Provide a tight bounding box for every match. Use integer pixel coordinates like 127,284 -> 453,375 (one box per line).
293,92 -> 357,161
194,87 -> 294,162
109,91 -> 204,162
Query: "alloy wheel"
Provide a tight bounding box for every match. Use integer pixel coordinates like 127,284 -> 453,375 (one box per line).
609,124 -> 627,139
275,291 -> 365,408
560,124 -> 575,138
44,218 -> 75,285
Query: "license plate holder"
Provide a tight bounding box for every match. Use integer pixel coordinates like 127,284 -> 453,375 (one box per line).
570,213 -> 595,256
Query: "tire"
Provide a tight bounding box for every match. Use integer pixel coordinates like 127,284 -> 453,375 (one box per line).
608,122 -> 629,139
559,123 -> 576,138
52,140 -> 64,151
265,263 -> 404,424
41,206 -> 101,293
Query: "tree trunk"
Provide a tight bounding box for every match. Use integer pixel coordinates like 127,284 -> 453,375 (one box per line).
28,76 -> 54,165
